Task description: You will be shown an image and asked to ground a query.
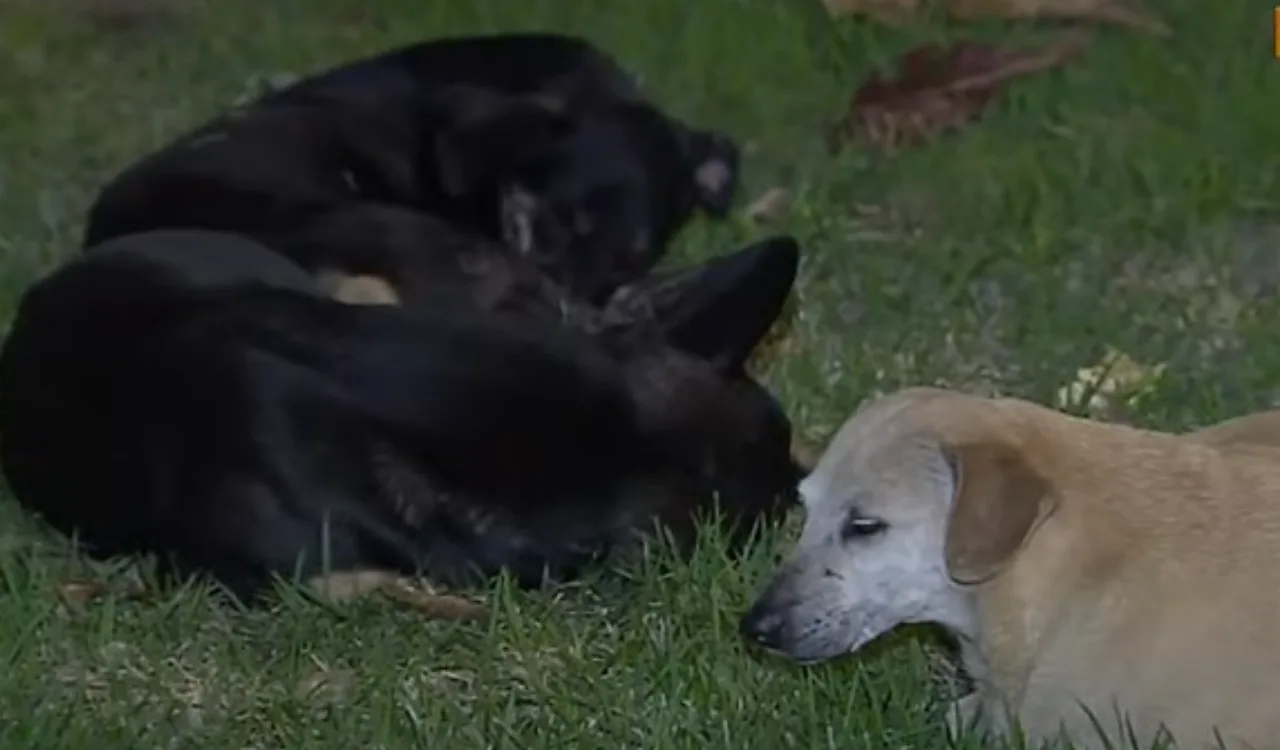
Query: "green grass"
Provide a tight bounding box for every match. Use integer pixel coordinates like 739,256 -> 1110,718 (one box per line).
0,0 -> 1277,746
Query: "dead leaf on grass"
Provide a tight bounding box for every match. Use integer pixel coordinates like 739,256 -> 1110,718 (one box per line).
822,0 -> 922,25
1054,346 -> 1166,415
295,660 -> 357,705
829,31 -> 1092,152
307,570 -> 487,621
61,0 -> 190,32
744,187 -> 790,224
947,0 -> 1170,36
58,579 -> 149,605
379,578 -> 488,621
820,0 -> 1169,35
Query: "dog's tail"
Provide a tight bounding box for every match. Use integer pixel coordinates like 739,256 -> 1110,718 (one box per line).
0,232 -> 647,595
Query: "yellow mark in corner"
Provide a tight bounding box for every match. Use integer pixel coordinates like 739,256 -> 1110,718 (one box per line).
1275,6 -> 1280,58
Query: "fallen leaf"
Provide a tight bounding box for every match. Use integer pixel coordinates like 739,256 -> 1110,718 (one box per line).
295,662 -> 356,705
380,580 -> 488,621
1054,346 -> 1166,414
822,0 -> 922,25
62,0 -> 188,32
830,31 -> 1092,152
744,187 -> 790,223
819,0 -> 1169,35
58,579 -> 148,604
947,0 -> 1170,36
307,569 -> 487,621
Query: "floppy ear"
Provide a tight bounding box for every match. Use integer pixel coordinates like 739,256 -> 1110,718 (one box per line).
942,441 -> 1056,585
639,235 -> 799,373
433,91 -> 569,197
674,125 -> 741,217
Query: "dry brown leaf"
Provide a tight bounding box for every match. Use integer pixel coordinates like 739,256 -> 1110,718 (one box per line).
379,579 -> 488,621
295,665 -> 357,705
821,0 -> 1169,35
307,569 -> 487,621
61,0 -> 188,32
822,0 -> 922,24
744,187 -> 790,224
947,0 -> 1170,36
58,579 -> 148,604
830,31 -> 1092,152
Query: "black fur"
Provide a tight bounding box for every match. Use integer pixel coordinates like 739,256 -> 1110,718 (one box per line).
0,230 -> 802,602
82,33 -> 740,303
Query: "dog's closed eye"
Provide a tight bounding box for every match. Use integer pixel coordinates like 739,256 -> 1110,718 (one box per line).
842,513 -> 888,541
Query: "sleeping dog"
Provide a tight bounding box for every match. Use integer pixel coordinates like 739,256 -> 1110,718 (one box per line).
0,229 -> 802,602
82,33 -> 740,303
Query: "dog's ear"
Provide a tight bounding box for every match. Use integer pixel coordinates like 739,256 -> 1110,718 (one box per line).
433,91 -> 569,197
638,235 -> 799,373
675,126 -> 740,217
942,441 -> 1056,585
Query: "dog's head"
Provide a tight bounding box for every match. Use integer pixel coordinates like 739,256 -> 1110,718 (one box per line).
433,91 -> 740,303
738,389 -> 1058,664
402,235 -> 806,585
592,235 -> 806,552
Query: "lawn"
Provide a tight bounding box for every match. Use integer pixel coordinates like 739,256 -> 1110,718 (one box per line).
0,0 -> 1276,747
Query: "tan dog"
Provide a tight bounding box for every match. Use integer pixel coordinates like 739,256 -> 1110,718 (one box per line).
740,387 -> 1280,750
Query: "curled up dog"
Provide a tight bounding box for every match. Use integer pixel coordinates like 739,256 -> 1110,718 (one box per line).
0,229 -> 804,604
740,386 -> 1280,750
82,32 -> 741,304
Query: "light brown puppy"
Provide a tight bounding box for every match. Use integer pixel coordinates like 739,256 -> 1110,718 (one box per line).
740,387 -> 1280,750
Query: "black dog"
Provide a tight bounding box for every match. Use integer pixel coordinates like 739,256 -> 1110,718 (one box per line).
82,33 -> 739,303
0,229 -> 802,602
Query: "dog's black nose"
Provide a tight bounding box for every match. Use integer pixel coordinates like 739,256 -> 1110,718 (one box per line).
738,602 -> 786,651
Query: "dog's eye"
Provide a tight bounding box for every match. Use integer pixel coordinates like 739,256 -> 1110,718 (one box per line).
842,515 -> 888,540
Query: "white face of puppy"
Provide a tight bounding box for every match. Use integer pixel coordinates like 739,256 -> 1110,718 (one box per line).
740,428 -> 977,664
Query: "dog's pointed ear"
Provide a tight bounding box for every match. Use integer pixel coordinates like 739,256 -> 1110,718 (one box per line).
639,235 -> 799,373
433,90 -> 569,197
942,441 -> 1056,585
674,125 -> 741,217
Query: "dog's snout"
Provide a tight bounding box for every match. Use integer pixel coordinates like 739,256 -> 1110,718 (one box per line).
739,600 -> 786,651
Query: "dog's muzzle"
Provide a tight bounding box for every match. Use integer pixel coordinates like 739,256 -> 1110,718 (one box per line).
738,597 -> 788,652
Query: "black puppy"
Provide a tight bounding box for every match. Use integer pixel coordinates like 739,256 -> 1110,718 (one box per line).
0,230 -> 801,601
83,33 -> 739,303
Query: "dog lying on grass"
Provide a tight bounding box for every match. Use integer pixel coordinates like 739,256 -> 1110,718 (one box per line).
741,387 -> 1280,750
82,32 -> 739,304
0,229 -> 803,604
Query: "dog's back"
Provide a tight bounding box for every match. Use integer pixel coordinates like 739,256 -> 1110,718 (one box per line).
81,33 -> 741,304
264,32 -> 642,109
0,230 -> 802,600
746,387 -> 1280,750
0,230 -> 644,595
943,397 -> 1280,749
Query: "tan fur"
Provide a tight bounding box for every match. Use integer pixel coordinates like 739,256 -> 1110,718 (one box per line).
812,388 -> 1280,749
942,441 -> 1054,585
315,270 -> 401,306
1186,409 -> 1280,449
